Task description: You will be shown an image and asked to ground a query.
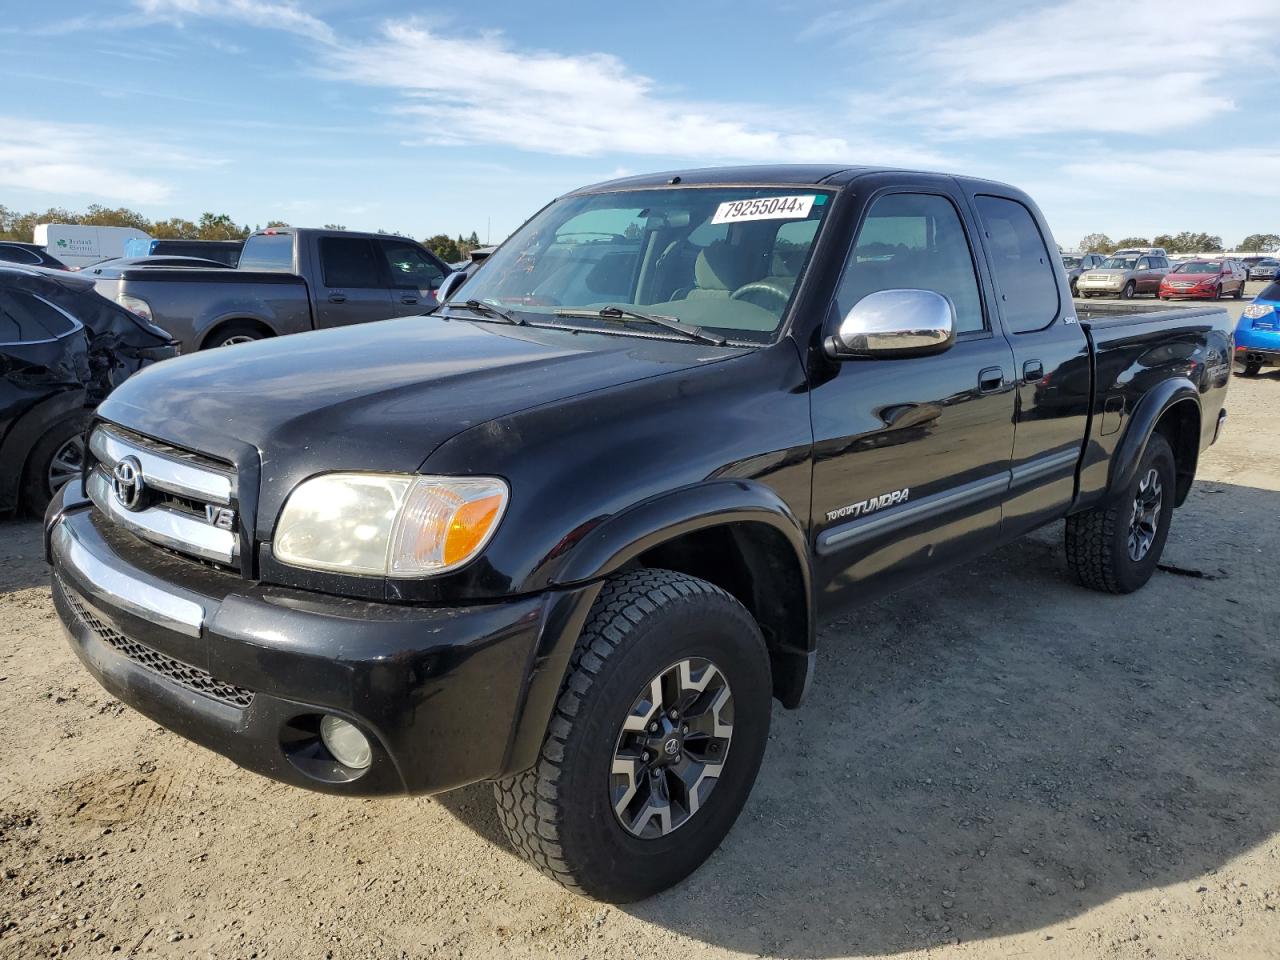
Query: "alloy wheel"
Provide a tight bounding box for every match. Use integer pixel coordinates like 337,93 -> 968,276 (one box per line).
610,658 -> 733,839
1127,467 -> 1162,562
46,435 -> 85,492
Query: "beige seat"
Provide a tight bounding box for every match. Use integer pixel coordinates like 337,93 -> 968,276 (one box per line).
686,242 -> 753,299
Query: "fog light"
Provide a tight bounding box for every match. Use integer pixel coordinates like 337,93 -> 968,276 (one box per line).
319,715 -> 372,769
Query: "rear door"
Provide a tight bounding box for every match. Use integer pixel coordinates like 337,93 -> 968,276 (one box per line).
967,191 -> 1091,538
374,238 -> 448,315
1135,257 -> 1157,292
313,237 -> 395,329
808,178 -> 1017,611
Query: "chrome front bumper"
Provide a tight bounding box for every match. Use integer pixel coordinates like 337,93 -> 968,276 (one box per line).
51,516 -> 205,638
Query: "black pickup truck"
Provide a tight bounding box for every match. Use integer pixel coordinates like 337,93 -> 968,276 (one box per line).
90,227 -> 451,352
45,165 -> 1232,902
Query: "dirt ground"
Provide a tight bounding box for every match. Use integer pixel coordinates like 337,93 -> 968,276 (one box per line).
2,298 -> 1279,959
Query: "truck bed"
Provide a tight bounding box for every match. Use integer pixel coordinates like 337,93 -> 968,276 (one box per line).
1074,299 -> 1226,325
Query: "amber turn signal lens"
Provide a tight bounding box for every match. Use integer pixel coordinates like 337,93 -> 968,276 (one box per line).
443,493 -> 505,567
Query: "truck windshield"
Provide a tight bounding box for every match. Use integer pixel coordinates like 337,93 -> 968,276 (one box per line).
1101,257 -> 1138,270
449,187 -> 836,342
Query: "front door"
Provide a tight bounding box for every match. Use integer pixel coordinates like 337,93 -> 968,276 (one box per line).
809,185 -> 1017,613
314,236 -> 395,329
375,237 -> 447,316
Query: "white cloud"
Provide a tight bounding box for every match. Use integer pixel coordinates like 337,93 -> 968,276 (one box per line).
0,117 -> 208,205
323,21 -> 945,167
1063,147 -> 1280,198
868,0 -> 1279,138
134,0 -> 334,43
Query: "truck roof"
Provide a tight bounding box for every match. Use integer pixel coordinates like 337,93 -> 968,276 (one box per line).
249,226 -> 415,242
571,164 -> 1027,196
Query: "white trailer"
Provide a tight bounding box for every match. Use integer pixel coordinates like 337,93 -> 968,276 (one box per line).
33,224 -> 151,270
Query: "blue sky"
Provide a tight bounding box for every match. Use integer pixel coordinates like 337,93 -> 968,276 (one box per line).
2,0 -> 1278,250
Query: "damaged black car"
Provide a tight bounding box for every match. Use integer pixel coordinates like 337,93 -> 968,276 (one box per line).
0,266 -> 177,516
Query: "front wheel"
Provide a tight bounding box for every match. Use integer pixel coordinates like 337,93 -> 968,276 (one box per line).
1064,432 -> 1175,594
1120,281 -> 1136,300
493,569 -> 772,902
21,414 -> 89,515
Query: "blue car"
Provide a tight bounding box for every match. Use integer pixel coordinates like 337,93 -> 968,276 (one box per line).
1236,280 -> 1280,376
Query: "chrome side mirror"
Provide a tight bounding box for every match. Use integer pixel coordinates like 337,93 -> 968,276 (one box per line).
824,288 -> 956,360
435,270 -> 467,305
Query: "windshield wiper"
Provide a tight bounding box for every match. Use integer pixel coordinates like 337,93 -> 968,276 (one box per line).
554,305 -> 727,346
440,299 -> 526,326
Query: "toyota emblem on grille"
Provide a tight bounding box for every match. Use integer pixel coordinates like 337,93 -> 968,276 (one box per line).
111,456 -> 146,511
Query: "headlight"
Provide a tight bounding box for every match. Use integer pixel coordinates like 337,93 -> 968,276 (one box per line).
117,294 -> 153,323
274,473 -> 508,577
1244,303 -> 1275,319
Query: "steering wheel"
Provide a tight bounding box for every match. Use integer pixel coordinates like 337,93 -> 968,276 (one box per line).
730,281 -> 791,311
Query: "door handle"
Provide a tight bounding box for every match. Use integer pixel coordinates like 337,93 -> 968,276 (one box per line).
1023,359 -> 1044,382
327,293 -> 347,304
400,296 -> 418,304
978,366 -> 1006,393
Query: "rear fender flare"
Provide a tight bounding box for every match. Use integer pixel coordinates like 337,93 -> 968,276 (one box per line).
1109,378 -> 1200,502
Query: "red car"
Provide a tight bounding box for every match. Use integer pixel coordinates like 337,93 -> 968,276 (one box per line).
1159,259 -> 1246,300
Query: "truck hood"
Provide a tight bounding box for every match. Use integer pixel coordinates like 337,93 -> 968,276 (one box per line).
97,315 -> 746,520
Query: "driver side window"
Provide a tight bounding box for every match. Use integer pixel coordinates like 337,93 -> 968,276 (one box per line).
835,192 -> 986,335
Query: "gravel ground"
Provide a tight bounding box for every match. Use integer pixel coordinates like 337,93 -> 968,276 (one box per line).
1,294 -> 1278,960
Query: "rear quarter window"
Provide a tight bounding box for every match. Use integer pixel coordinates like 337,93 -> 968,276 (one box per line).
0,244 -> 41,266
0,289 -> 79,342
974,195 -> 1060,334
238,234 -> 294,272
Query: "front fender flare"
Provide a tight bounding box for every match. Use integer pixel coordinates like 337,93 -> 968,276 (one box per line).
552,479 -> 812,603
1109,377 -> 1200,500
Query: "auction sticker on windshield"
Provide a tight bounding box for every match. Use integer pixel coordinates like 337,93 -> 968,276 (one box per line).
712,195 -> 816,224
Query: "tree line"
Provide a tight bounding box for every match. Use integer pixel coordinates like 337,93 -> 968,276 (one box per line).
0,203 -> 485,260
1076,231 -> 1280,254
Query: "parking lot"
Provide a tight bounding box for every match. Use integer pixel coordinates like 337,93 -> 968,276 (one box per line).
0,286 -> 1275,959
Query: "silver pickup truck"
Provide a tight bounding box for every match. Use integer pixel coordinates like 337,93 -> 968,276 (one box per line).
90,228 -> 451,351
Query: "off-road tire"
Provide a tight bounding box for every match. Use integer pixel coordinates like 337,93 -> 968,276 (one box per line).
20,413 -> 88,516
493,568 -> 772,902
1065,432 -> 1175,594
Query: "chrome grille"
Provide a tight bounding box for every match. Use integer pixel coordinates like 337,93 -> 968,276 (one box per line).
59,578 -> 254,709
88,424 -> 239,567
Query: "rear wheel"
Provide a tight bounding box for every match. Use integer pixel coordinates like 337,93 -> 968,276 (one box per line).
204,321 -> 268,349
20,414 -> 88,515
1065,432 -> 1175,594
1234,282 -> 1244,299
1121,281 -> 1136,300
493,568 -> 772,902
